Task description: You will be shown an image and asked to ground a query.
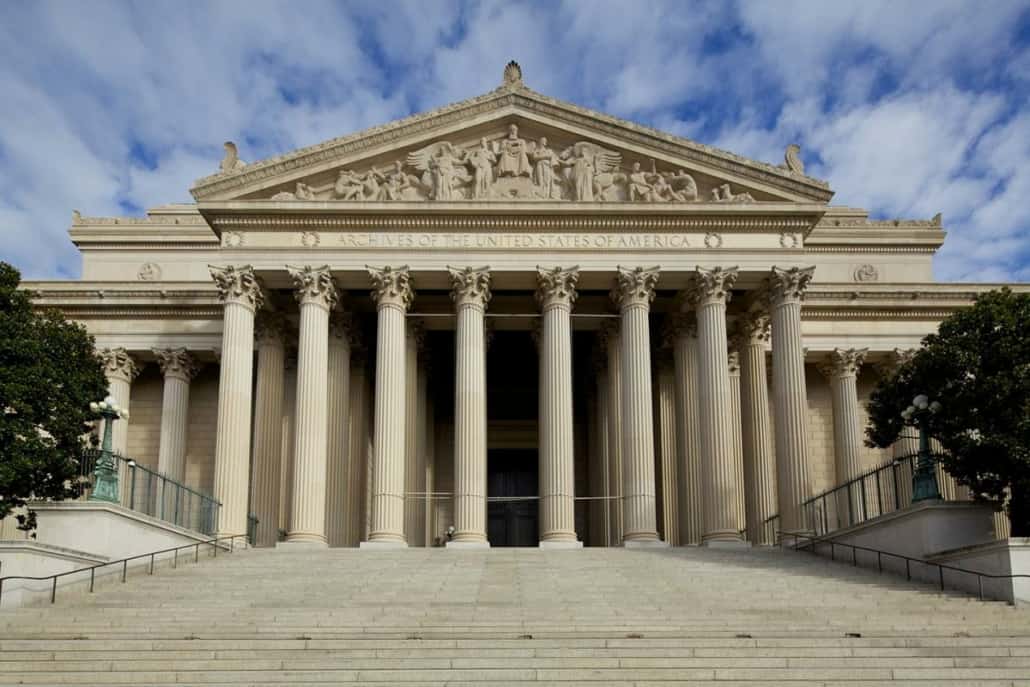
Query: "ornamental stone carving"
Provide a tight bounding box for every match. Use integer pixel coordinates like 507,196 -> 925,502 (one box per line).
208,264 -> 265,310
137,262 -> 161,281
329,312 -> 353,340
597,319 -> 620,350
667,312 -> 698,340
876,347 -> 917,377
819,348 -> 868,379
448,266 -> 492,308
222,231 -> 243,247
782,143 -> 804,175
853,264 -> 879,282
255,311 -> 289,345
287,265 -> 340,309
611,266 -> 660,309
733,311 -> 771,347
765,266 -> 815,306
367,265 -> 414,310
690,266 -> 739,306
154,348 -> 200,381
301,231 -> 320,247
219,141 -> 246,173
704,232 -> 723,249
535,266 -> 580,309
98,347 -> 140,382
727,350 -> 741,374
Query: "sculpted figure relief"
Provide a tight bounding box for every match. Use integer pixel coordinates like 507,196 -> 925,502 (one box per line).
267,126 -> 760,203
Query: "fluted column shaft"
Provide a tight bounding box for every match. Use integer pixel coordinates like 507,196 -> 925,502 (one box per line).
325,315 -> 352,547
672,321 -> 703,545
768,266 -> 816,534
154,348 -> 198,483
210,265 -> 264,539
364,266 -> 413,547
602,323 -> 624,545
728,353 -> 746,533
449,266 -> 491,547
656,361 -> 680,545
403,324 -> 426,546
737,316 -> 777,545
344,350 -> 368,546
823,349 -> 868,485
612,266 -> 662,545
537,266 -> 580,546
693,266 -> 743,544
251,314 -> 286,547
588,360 -> 610,547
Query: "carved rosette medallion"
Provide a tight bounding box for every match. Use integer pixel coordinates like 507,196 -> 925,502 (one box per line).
819,347 -> 868,379
704,232 -> 723,249
137,262 -> 162,281
301,231 -> 320,248
610,265 -> 660,310
367,265 -> 414,311
448,266 -> 492,308
853,264 -> 879,282
255,311 -> 289,346
779,232 -> 800,249
287,265 -> 339,310
689,266 -> 739,307
209,265 -> 265,311
535,265 -> 580,310
98,347 -> 140,383
765,266 -> 815,306
222,231 -> 243,247
154,348 -> 201,381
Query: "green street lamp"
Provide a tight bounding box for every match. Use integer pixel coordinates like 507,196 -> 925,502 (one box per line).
901,394 -> 942,502
88,396 -> 129,503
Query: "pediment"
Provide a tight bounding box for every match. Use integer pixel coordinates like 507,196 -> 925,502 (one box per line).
191,76 -> 833,206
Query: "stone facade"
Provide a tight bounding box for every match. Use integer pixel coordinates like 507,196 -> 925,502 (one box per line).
23,64 -> 1026,547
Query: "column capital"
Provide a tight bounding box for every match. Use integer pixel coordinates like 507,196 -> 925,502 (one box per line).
732,310 -> 771,348
329,312 -> 353,341
597,319 -> 620,350
819,347 -> 869,379
535,265 -> 580,310
765,266 -> 815,306
689,266 -> 739,307
727,349 -> 741,376
288,265 -> 340,310
154,348 -> 200,381
876,347 -> 917,377
448,266 -> 492,308
98,347 -> 140,383
367,265 -> 414,311
611,265 -> 660,310
255,311 -> 290,346
666,312 -> 698,341
209,264 -> 265,311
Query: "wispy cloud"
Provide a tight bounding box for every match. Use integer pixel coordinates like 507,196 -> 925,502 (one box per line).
0,0 -> 1027,281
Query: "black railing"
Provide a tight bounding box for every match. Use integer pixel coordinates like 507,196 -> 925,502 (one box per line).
802,454 -> 921,536
0,534 -> 247,608
783,531 -> 1030,603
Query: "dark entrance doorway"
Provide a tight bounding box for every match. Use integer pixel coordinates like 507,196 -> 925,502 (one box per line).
487,449 -> 538,546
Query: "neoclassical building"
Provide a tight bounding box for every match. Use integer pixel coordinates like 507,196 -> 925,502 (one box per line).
25,63 -> 1020,549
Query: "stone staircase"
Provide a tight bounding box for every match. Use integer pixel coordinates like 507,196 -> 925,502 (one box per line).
1,546 -> 1029,685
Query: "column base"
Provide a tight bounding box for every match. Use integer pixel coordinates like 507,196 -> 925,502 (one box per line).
539,540 -> 583,549
623,539 -> 670,549
446,540 -> 491,549
702,539 -> 752,550
360,540 -> 409,549
276,539 -> 328,551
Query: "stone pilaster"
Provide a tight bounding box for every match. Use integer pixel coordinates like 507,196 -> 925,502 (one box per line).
536,266 -> 581,547
669,314 -> 702,545
363,265 -> 413,547
282,265 -> 339,547
325,312 -> 352,547
98,347 -> 140,457
599,321 -> 623,546
727,350 -> 746,533
250,312 -> 287,547
767,266 -> 816,534
404,321 -> 427,546
691,266 -> 743,545
654,351 -> 680,546
734,312 -> 777,545
611,266 -> 663,546
345,344 -> 368,547
210,265 -> 264,538
448,266 -> 491,548
154,348 -> 199,487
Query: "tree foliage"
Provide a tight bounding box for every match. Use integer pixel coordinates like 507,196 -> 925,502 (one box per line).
866,288 -> 1030,535
0,262 -> 108,532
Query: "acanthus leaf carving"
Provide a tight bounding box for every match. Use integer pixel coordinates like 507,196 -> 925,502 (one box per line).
208,264 -> 265,310
287,264 -> 339,309
690,266 -> 739,306
448,266 -> 492,308
819,347 -> 869,379
766,266 -> 815,306
154,348 -> 201,381
535,265 -> 580,309
611,265 -> 660,309
98,347 -> 140,382
255,311 -> 290,346
733,310 -> 770,347
367,265 -> 414,311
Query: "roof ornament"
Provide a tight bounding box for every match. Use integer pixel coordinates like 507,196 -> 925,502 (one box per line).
219,141 -> 246,173
783,143 -> 804,175
502,60 -> 524,89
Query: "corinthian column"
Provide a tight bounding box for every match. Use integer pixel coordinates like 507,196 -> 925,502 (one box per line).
599,321 -> 623,545
251,312 -> 287,547
447,266 -> 491,548
362,266 -> 413,548
734,312 -> 777,545
325,313 -> 352,547
153,348 -> 199,483
589,348 -> 611,547
767,266 -> 816,534
671,313 -> 703,545
821,348 -> 868,526
728,350 -> 746,533
536,266 -> 582,548
611,266 -> 663,546
691,266 -> 744,545
209,265 -> 264,538
344,343 -> 368,546
281,265 -> 339,548
98,348 -> 140,457
654,351 -> 680,545
404,321 -> 426,546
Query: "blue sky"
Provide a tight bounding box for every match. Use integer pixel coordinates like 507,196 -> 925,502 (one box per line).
1,0 -> 1028,282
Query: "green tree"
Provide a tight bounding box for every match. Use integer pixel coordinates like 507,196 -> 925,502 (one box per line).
0,261 -> 108,532
866,288 -> 1030,535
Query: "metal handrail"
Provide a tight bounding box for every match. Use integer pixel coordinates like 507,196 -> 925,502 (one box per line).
0,533 -> 247,608
781,531 -> 1030,602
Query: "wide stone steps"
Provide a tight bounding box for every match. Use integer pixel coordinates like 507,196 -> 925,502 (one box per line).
2,547 -> 1029,684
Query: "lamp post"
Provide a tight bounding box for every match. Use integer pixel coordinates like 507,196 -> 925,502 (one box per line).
88,396 -> 129,503
901,394 -> 942,502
